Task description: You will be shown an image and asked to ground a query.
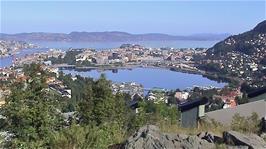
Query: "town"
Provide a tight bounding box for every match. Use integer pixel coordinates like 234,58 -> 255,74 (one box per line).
1,41 -> 263,113
1,0 -> 266,147
0,40 -> 37,57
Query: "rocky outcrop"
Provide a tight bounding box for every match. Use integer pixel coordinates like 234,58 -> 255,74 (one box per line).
110,125 -> 266,149
197,131 -> 224,144
223,131 -> 266,149
124,125 -> 215,149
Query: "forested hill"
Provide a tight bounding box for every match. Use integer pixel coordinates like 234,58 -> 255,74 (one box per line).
206,20 -> 266,57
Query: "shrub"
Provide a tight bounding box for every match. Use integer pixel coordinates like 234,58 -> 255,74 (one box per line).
50,123 -> 125,149
231,112 -> 261,134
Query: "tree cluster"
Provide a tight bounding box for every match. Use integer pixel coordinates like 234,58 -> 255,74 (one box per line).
0,63 -> 180,148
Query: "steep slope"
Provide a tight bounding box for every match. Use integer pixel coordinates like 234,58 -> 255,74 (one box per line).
207,20 -> 266,56
199,20 -> 266,88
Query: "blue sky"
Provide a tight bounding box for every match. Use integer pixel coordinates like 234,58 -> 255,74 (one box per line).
1,1 -> 265,35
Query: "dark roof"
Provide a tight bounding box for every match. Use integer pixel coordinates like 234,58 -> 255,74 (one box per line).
178,98 -> 208,112
128,100 -> 138,109
248,87 -> 266,98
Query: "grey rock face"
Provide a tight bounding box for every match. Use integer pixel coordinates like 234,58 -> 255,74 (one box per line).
178,135 -> 216,149
124,125 -> 215,149
197,131 -> 223,144
226,145 -> 249,149
120,126 -> 266,149
223,131 -> 266,149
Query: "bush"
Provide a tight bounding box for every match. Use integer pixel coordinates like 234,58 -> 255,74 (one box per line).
50,123 -> 125,149
231,112 -> 261,134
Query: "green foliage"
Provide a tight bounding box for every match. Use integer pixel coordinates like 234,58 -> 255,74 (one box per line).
136,101 -> 179,126
215,144 -> 227,149
51,123 -> 125,149
58,72 -> 94,112
206,98 -> 224,112
198,118 -> 226,135
48,50 -> 82,65
1,64 -> 63,148
189,88 -> 218,100
0,64 -> 182,148
166,90 -> 177,105
198,63 -> 223,72
50,124 -> 88,149
76,60 -> 95,67
0,135 -> 4,148
235,94 -> 248,105
78,74 -> 128,127
52,73 -> 130,148
47,50 -> 97,67
231,112 -> 261,134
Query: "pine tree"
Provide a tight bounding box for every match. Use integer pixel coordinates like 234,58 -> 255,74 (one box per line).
1,64 -> 63,148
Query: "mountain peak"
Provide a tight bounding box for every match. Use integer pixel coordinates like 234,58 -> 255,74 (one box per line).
253,20 -> 266,33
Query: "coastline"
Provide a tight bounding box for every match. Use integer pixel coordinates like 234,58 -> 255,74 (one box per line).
57,64 -> 231,86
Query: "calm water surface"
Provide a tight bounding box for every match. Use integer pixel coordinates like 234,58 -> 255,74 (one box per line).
0,48 -> 49,68
1,41 -> 225,89
62,68 -> 226,90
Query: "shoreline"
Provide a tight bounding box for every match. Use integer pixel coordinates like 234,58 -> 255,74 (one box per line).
57,64 -> 202,75
57,64 -> 230,87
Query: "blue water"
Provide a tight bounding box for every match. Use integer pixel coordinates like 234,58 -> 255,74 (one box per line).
0,48 -> 49,68
0,57 -> 13,68
62,68 -> 226,90
1,41 -> 225,89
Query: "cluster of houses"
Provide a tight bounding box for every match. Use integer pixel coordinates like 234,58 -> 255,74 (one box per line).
111,82 -> 144,99
0,64 -> 72,102
44,66 -> 72,98
203,33 -> 266,88
123,83 -> 265,129
54,44 -> 206,71
213,87 -> 242,109
12,49 -> 65,67
174,91 -> 189,103
147,88 -> 169,104
0,40 -> 37,57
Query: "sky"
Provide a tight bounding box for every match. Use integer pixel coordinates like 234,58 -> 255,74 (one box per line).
1,0 -> 265,35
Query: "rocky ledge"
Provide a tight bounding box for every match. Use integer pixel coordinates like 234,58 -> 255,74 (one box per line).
109,125 -> 266,149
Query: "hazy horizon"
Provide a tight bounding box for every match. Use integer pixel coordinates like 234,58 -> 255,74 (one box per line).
1,1 -> 265,35
0,31 -> 231,36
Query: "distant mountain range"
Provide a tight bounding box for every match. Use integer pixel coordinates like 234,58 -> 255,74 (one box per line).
0,32 -> 230,42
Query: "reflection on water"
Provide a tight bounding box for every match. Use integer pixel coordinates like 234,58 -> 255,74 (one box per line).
61,68 -> 226,90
